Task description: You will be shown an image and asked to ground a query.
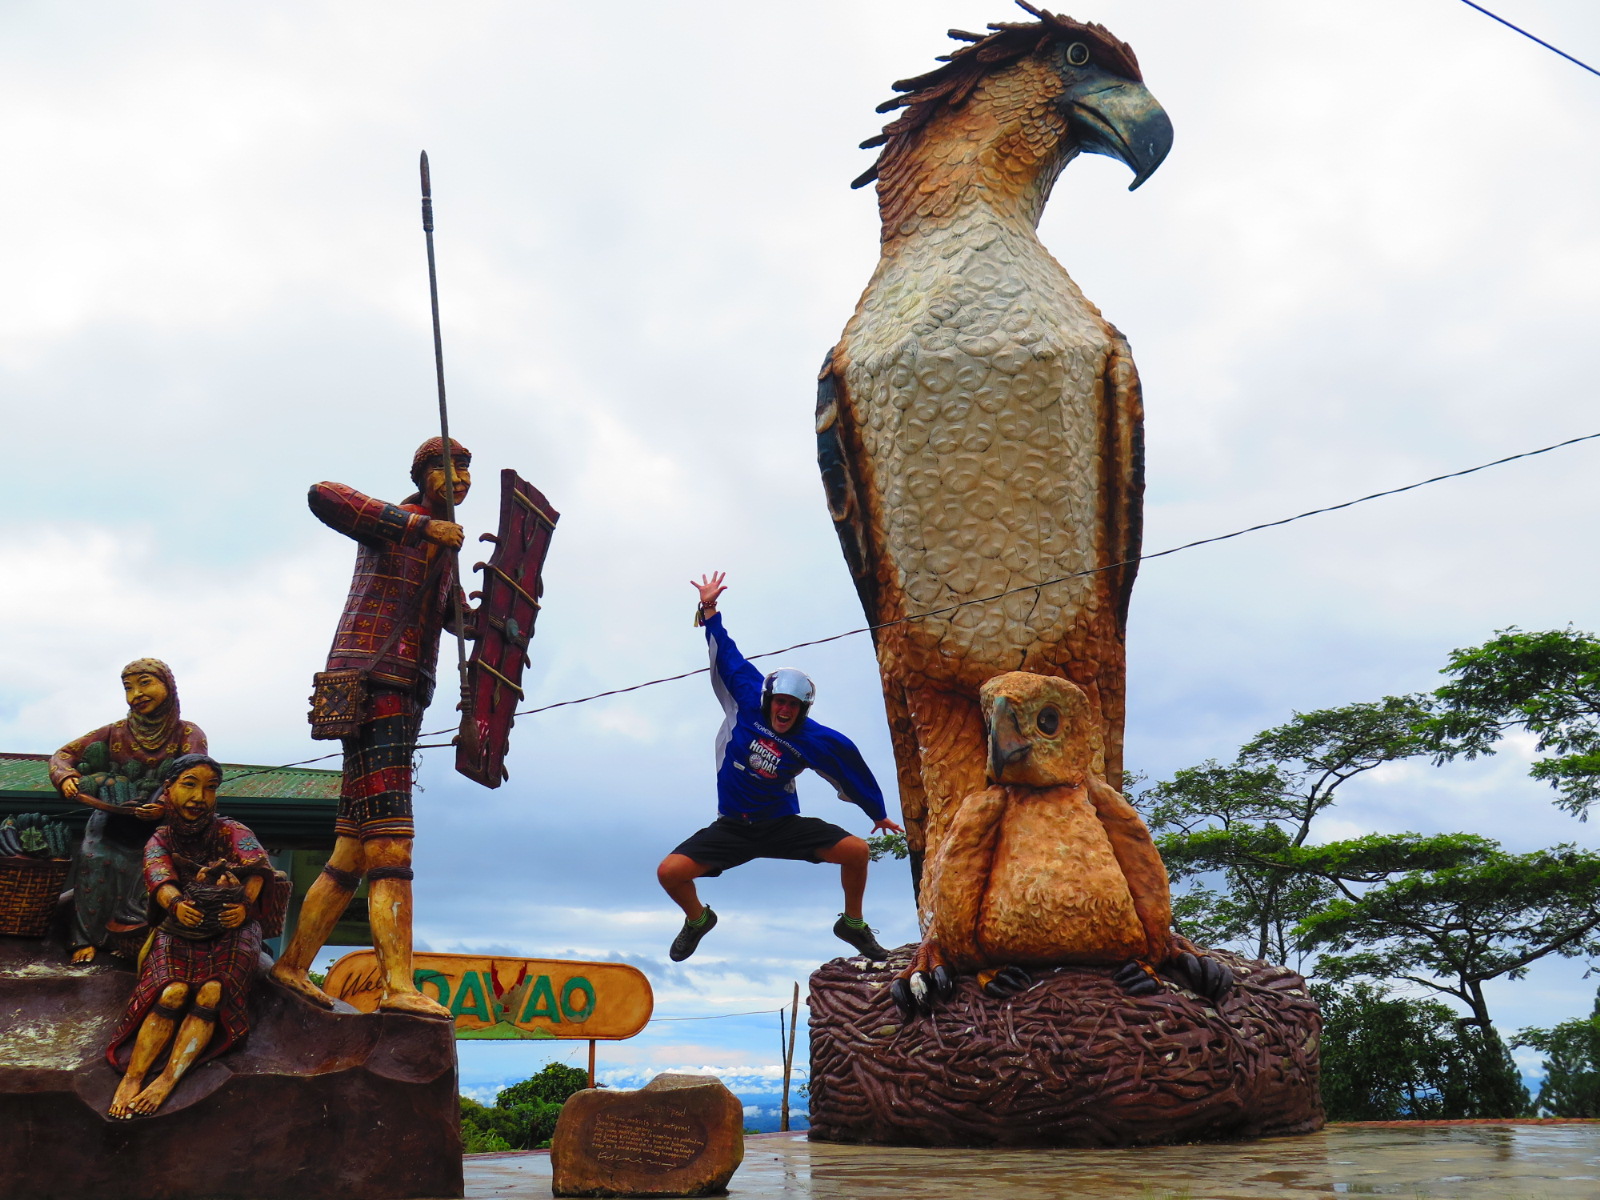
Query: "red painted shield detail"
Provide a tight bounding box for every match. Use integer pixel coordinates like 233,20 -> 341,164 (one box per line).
456,468 -> 559,788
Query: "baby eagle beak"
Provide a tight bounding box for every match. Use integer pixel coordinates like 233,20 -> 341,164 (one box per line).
988,697 -> 1032,782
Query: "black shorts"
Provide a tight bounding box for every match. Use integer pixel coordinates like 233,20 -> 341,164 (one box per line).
671,815 -> 854,878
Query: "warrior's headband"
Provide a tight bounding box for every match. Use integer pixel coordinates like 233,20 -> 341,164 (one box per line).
410,437 -> 472,488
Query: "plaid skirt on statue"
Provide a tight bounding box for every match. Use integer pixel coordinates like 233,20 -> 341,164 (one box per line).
335,687 -> 422,841
105,920 -> 263,1072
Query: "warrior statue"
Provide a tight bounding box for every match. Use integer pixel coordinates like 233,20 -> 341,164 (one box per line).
49,658 -> 207,963
270,437 -> 475,1018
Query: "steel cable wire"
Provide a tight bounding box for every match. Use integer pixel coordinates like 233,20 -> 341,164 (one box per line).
222,430 -> 1600,784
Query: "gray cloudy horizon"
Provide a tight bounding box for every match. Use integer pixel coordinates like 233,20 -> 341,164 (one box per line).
5,0 -> 1600,1101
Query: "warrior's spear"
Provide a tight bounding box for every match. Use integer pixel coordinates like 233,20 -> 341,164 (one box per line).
419,151 -> 476,748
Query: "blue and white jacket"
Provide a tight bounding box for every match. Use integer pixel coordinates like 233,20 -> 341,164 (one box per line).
703,613 -> 886,823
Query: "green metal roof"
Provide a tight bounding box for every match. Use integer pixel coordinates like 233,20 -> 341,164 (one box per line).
0,752 -> 342,848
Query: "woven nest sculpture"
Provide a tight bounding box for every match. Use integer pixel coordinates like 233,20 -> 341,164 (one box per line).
807,947 -> 1322,1147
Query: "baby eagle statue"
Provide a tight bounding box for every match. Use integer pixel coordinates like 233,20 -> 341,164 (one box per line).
892,672 -> 1231,1016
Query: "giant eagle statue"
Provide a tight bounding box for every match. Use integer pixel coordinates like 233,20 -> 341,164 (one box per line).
817,4 -> 1172,895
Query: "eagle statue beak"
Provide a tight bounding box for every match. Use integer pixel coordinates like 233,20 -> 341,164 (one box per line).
1060,72 -> 1174,191
987,697 -> 1032,783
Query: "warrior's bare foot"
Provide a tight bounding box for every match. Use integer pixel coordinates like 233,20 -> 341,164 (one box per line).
379,988 -> 452,1019
890,938 -> 954,1018
72,945 -> 96,964
128,1072 -> 178,1116
269,963 -> 336,1010
108,1072 -> 145,1118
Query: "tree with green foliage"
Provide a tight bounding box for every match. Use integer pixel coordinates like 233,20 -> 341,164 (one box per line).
1428,627 -> 1600,820
1515,988 -> 1600,1117
459,1062 -> 591,1152
1299,845 -> 1600,1037
1295,840 -> 1600,1118
496,1062 -> 590,1108
1142,690 -> 1600,1117
866,829 -> 908,862
1138,695 -> 1437,966
1312,981 -> 1526,1120
459,1097 -> 516,1153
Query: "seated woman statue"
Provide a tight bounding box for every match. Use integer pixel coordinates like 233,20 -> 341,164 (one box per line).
106,754 -> 271,1119
49,658 -> 208,963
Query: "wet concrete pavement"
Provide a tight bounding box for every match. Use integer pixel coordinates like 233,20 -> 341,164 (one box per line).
464,1122 -> 1600,1198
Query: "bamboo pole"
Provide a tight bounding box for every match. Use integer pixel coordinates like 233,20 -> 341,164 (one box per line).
588,1039 -> 596,1089
780,982 -> 799,1131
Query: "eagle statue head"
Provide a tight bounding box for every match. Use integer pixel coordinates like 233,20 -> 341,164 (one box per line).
980,672 -> 1103,788
854,2 -> 1173,216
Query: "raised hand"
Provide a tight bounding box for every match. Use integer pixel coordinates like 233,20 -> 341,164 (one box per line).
692,571 -> 727,610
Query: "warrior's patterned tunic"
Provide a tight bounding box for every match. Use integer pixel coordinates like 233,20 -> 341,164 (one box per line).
309,482 -> 469,840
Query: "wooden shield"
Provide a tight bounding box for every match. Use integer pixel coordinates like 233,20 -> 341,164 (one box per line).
456,468 -> 558,787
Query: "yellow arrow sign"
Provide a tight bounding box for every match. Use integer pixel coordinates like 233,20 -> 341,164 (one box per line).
323,951 -> 653,1041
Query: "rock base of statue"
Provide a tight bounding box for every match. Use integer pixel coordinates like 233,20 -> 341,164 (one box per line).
551,1072 -> 744,1198
0,918 -> 462,1200
808,947 -> 1322,1147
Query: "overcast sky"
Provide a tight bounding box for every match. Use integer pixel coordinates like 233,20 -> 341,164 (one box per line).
4,0 -> 1600,1107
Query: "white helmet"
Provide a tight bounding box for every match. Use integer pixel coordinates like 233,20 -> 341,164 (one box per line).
762,668 -> 816,727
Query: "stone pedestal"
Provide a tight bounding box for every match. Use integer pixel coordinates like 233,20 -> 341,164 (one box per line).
808,948 -> 1322,1147
0,929 -> 462,1200
551,1073 -> 744,1198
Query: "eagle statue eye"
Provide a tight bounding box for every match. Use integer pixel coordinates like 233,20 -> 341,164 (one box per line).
1036,706 -> 1061,736
1066,42 -> 1091,67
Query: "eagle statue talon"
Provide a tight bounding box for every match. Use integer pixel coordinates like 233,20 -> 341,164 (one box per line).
888,976 -> 916,1020
892,938 -> 950,1018
1112,960 -> 1163,997
1162,950 -> 1234,1001
980,965 -> 1032,999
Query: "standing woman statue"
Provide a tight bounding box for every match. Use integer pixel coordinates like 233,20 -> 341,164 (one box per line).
48,659 -> 208,963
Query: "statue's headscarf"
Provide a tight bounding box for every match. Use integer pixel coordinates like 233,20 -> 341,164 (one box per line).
156,753 -> 241,870
121,657 -> 181,753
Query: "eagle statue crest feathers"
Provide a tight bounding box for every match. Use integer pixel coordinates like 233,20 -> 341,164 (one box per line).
817,4 -> 1174,897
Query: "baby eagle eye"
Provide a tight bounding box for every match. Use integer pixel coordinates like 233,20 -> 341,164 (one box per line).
1066,42 -> 1091,67
1036,706 -> 1061,735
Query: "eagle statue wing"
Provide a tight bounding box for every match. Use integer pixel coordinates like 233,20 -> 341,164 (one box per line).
1101,326 -> 1145,639
816,348 -> 928,868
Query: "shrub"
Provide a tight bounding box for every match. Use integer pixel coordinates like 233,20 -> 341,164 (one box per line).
460,1063 -> 593,1152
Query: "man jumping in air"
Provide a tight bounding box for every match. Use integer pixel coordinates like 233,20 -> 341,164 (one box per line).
657,571 -> 903,962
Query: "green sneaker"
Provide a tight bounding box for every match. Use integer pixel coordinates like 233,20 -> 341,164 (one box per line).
833,914 -> 889,959
670,907 -> 718,962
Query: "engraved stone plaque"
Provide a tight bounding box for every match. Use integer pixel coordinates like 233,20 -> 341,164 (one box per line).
552,1073 -> 744,1198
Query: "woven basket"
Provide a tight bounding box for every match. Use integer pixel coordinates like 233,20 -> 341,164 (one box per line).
0,856 -> 72,937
